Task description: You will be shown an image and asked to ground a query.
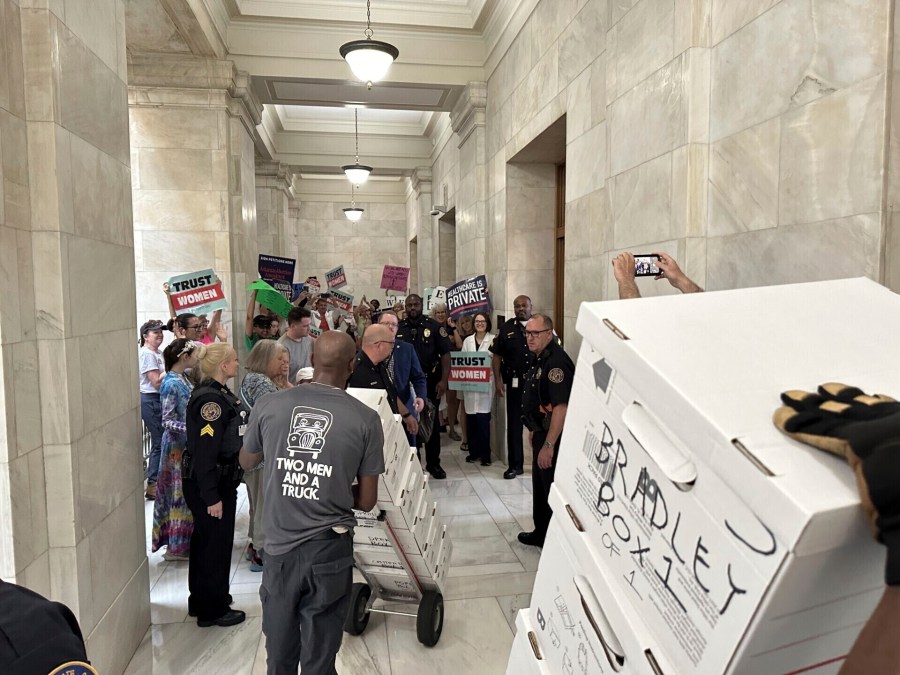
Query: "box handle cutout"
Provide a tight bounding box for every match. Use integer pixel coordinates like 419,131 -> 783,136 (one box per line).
622,402 -> 697,490
603,318 -> 629,341
527,631 -> 543,660
731,438 -> 775,477
644,649 -> 665,674
574,575 -> 625,672
565,504 -> 585,532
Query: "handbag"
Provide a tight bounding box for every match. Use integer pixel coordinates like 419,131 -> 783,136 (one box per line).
417,398 -> 436,444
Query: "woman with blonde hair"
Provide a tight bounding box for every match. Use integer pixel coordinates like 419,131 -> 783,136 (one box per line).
183,342 -> 246,627
239,340 -> 291,571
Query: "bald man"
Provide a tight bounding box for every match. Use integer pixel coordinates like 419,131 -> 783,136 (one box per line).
240,330 -> 385,675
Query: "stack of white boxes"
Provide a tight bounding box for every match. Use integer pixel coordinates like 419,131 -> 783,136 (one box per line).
348,388 -> 453,596
508,278 -> 899,674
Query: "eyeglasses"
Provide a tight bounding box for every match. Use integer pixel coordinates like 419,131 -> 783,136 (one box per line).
524,329 -> 551,338
474,320 -> 487,324
186,324 -> 203,330
379,322 -> 399,328
372,340 -> 393,347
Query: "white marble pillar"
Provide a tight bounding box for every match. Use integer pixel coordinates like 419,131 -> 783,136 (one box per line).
408,166 -> 435,289
255,160 -> 296,259
128,55 -> 262,357
0,1 -> 148,672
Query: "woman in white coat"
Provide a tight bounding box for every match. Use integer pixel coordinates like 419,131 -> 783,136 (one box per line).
462,313 -> 496,466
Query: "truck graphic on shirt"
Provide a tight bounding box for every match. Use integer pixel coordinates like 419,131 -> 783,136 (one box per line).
286,406 -> 332,459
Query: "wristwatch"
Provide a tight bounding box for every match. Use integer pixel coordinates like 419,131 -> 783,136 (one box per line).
402,412 -> 411,419
543,440 -> 553,449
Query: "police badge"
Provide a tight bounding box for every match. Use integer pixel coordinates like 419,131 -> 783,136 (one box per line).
424,328 -> 431,338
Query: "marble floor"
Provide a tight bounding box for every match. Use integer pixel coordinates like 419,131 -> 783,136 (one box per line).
123,437 -> 539,674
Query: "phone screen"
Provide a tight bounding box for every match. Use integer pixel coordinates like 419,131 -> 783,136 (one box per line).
634,255 -> 661,277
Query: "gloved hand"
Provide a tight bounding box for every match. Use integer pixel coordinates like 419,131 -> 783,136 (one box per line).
773,383 -> 900,584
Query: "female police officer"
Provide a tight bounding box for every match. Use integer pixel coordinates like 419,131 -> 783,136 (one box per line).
183,342 -> 247,627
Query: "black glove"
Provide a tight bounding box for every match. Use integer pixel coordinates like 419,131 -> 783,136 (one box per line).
773,383 -> 900,584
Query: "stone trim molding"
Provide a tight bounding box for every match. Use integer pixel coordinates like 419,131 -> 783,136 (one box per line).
451,81 -> 487,147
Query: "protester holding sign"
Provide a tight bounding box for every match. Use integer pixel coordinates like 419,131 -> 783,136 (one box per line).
461,314 -> 496,466
446,274 -> 491,320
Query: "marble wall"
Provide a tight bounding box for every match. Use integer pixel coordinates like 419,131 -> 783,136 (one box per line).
292,196 -> 410,303
128,56 -> 262,357
0,0 -> 149,672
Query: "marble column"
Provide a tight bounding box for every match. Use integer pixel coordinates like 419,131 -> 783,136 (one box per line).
255,160 -> 296,259
450,82 -> 488,283
408,166 -> 435,290
128,54 -> 262,358
0,1 -> 148,672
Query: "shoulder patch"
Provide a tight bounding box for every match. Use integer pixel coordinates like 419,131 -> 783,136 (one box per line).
439,327 -> 448,337
548,368 -> 565,384
200,402 -> 222,421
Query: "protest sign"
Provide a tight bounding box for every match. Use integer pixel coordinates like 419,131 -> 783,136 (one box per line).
305,276 -> 321,295
449,351 -> 492,393
384,294 -> 406,309
291,283 -> 305,302
380,265 -> 409,292
445,275 -> 490,319
328,289 -> 354,314
246,279 -> 292,318
258,254 -> 295,301
167,269 -> 228,315
308,325 -> 322,339
425,286 -> 447,312
326,265 -> 348,290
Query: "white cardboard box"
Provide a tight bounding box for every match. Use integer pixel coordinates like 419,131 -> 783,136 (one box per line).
552,278 -> 892,674
507,610 -> 550,675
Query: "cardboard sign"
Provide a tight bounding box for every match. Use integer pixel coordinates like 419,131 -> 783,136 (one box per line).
246,279 -> 292,318
448,351 -> 491,393
445,275 -> 490,319
291,282 -> 305,302
308,325 -> 322,339
385,294 -> 406,309
326,265 -> 348,290
305,276 -> 321,294
329,288 -> 354,314
425,286 -> 447,312
380,265 -> 409,292
167,269 -> 228,315
258,254 -> 295,301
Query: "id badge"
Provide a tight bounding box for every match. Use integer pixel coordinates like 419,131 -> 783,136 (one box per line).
512,377 -> 519,389
239,424 -> 247,437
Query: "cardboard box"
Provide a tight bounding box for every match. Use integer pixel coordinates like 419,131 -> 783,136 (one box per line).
507,610 -> 551,675
354,544 -> 431,578
353,519 -> 419,552
346,387 -> 395,427
380,443 -> 418,505
412,499 -> 439,549
551,278 -> 892,673
359,567 -> 420,603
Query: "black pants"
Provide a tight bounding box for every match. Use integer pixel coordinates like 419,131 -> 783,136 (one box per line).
183,476 -> 238,621
531,430 -> 558,541
261,532 -> 353,675
466,412 -> 492,462
423,373 -> 442,468
504,383 -> 525,472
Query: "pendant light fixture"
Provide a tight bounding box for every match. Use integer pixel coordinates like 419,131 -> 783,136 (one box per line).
343,183 -> 364,222
339,0 -> 399,89
343,108 -> 372,184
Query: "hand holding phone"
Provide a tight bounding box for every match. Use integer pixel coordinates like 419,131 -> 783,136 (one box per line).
634,254 -> 661,277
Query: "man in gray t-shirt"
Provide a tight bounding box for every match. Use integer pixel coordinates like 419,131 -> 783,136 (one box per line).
240,331 -> 383,675
278,307 -> 314,381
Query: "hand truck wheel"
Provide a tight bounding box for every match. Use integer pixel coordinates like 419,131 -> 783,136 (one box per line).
343,582 -> 371,635
416,590 -> 444,646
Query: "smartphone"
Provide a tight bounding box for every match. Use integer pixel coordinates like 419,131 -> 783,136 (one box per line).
634,254 -> 661,277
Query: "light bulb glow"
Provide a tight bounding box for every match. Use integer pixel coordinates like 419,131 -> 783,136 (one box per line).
340,40 -> 398,84
343,164 -> 372,184
343,207 -> 364,222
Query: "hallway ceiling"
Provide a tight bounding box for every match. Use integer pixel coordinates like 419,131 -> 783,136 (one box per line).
125,0 -> 532,175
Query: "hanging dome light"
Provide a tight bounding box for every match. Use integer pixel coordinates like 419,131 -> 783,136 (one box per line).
342,108 -> 372,184
340,0 -> 398,88
343,183 -> 364,221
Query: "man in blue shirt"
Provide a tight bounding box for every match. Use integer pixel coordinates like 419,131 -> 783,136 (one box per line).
378,311 -> 427,445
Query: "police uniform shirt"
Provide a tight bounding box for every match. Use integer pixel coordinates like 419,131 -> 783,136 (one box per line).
396,317 -> 452,376
523,339 -> 576,419
489,318 -> 532,383
186,381 -> 245,505
347,350 -> 400,414
242,385 -> 385,555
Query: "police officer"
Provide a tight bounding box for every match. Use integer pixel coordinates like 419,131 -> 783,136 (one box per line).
490,294 -> 534,479
518,313 -> 575,548
397,293 -> 452,479
183,342 -> 247,627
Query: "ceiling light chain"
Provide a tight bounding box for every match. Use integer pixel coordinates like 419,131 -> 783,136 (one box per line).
342,107 -> 372,184
344,182 -> 364,221
355,108 -> 360,163
365,0 -> 373,39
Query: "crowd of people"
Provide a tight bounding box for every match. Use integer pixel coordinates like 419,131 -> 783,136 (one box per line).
125,254 -> 900,675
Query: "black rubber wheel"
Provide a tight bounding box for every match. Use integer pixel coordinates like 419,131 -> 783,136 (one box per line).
343,583 -> 371,635
416,590 -> 444,647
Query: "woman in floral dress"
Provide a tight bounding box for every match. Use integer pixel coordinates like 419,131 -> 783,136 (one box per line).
152,338 -> 200,560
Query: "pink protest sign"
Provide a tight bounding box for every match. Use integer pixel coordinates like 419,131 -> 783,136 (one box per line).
380,265 -> 410,292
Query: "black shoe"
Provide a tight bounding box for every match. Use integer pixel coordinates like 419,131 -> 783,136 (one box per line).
503,468 -> 517,479
515,468 -> 524,475
189,594 -> 233,617
427,465 -> 447,479
465,456 -> 478,463
198,609 -> 246,628
517,531 -> 545,548
481,460 -> 492,467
